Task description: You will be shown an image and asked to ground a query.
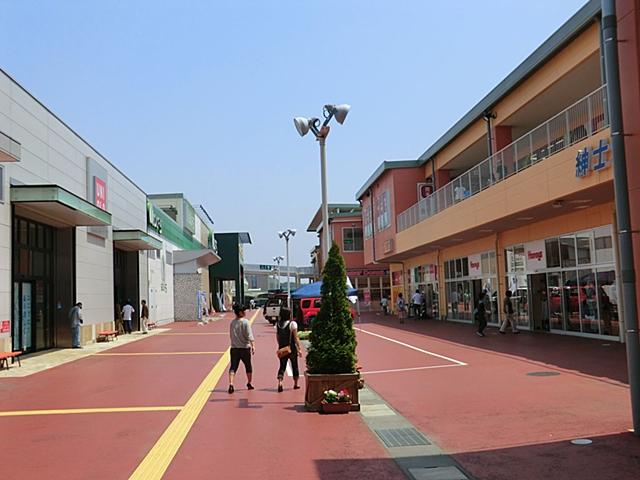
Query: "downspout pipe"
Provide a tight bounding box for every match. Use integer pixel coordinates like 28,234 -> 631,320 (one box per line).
602,0 -> 640,436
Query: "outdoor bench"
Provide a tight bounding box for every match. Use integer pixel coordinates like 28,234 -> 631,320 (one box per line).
0,351 -> 23,370
97,330 -> 118,342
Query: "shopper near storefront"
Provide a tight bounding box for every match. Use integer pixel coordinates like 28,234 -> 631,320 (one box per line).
381,295 -> 389,315
69,302 -> 83,348
450,288 -> 459,316
411,289 -> 423,318
499,290 -> 518,334
140,300 -> 149,334
397,293 -> 407,324
122,301 -> 135,334
475,292 -> 487,337
228,304 -> 255,394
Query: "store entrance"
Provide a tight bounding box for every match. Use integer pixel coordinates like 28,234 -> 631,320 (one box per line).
529,273 -> 550,331
114,248 -> 140,331
12,217 -> 74,352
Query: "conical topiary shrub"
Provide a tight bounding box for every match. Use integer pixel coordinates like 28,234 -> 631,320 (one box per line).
306,242 -> 357,374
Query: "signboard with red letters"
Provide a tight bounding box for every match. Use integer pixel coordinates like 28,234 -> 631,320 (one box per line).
94,176 -> 107,210
525,240 -> 547,271
468,253 -> 482,277
0,320 -> 9,333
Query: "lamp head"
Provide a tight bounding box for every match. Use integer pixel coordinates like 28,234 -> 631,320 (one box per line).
293,117 -> 310,137
278,231 -> 284,238
289,228 -> 297,237
326,104 -> 351,125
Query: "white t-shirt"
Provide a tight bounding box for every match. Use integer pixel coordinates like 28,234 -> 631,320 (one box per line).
275,320 -> 298,331
411,293 -> 423,304
122,304 -> 135,321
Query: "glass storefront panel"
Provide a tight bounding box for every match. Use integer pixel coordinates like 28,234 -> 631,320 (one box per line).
579,269 -> 599,334
594,226 -> 614,264
563,270 -> 580,332
596,269 -> 618,336
546,238 -> 561,268
547,272 -> 564,330
560,236 -> 577,268
576,232 -> 593,266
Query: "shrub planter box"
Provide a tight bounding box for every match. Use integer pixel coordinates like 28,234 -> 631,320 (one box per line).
321,401 -> 351,414
305,372 -> 360,412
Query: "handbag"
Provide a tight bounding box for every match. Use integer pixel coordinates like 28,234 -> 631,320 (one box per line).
276,322 -> 293,359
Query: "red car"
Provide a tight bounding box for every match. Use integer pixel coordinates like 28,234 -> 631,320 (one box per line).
299,297 -> 355,329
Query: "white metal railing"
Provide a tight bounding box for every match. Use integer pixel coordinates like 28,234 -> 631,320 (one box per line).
397,85 -> 609,232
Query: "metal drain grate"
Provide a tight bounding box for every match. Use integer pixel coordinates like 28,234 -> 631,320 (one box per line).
527,371 -> 561,377
375,427 -> 430,448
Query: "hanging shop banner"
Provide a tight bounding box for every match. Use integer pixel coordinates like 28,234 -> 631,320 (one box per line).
0,320 -> 9,333
468,254 -> 482,277
525,239 -> 547,271
392,271 -> 403,286
363,289 -> 371,306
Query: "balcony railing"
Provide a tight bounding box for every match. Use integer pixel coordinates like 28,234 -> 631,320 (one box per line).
397,85 -> 609,233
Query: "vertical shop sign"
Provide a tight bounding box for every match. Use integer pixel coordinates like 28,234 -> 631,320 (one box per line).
468,254 -> 482,277
0,320 -> 9,333
525,240 -> 547,271
363,289 -> 371,306
94,176 -> 107,210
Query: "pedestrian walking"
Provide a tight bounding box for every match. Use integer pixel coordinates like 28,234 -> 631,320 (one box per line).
381,295 -> 389,315
450,288 -> 459,317
228,304 -> 255,394
122,300 -> 135,334
483,289 -> 492,325
475,292 -> 487,337
276,307 -> 302,392
411,289 -> 423,318
397,293 -> 407,324
69,302 -> 83,348
499,290 -> 519,334
141,300 -> 149,334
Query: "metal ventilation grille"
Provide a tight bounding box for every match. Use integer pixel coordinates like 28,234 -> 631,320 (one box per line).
374,427 -> 430,448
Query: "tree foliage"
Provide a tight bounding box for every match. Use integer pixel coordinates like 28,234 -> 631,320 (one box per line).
306,242 -> 357,374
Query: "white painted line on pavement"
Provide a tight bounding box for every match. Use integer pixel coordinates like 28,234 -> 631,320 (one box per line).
355,327 -> 467,366
362,364 -> 464,375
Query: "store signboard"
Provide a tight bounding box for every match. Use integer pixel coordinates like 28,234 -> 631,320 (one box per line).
525,239 -> 547,271
0,320 -> 9,333
392,271 -> 403,286
468,254 -> 482,277
94,176 -> 107,210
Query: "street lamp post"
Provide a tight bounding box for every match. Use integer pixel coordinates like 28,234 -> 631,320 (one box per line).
273,256 -> 284,291
294,104 -> 350,269
278,229 -> 296,308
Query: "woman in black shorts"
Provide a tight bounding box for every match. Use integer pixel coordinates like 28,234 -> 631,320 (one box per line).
228,304 -> 255,394
276,308 -> 303,392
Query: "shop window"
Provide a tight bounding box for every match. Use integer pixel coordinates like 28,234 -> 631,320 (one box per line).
375,190 -> 391,232
462,257 -> 469,277
481,253 -> 489,275
563,270 -> 580,331
579,269 -> 598,334
343,227 -> 363,252
560,236 -> 577,268
362,204 -> 373,239
513,245 -> 526,272
594,226 -> 614,264
576,232 -> 593,265
545,238 -> 560,268
504,247 -> 515,273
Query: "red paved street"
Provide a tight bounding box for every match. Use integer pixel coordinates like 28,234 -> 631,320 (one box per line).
1,310 -> 639,479
355,312 -> 640,480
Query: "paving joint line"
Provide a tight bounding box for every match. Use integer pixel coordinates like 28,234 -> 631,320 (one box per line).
359,385 -> 475,480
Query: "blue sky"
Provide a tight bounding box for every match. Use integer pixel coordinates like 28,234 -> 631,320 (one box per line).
0,0 -> 588,265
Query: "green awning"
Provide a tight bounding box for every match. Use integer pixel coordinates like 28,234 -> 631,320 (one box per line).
113,229 -> 162,251
11,185 -> 112,227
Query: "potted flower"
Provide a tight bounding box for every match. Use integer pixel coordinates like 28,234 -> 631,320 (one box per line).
305,242 -> 360,412
321,389 -> 352,414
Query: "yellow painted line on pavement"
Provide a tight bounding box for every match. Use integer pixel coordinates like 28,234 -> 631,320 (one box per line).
96,351 -> 225,356
129,310 -> 258,480
0,406 -> 183,417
